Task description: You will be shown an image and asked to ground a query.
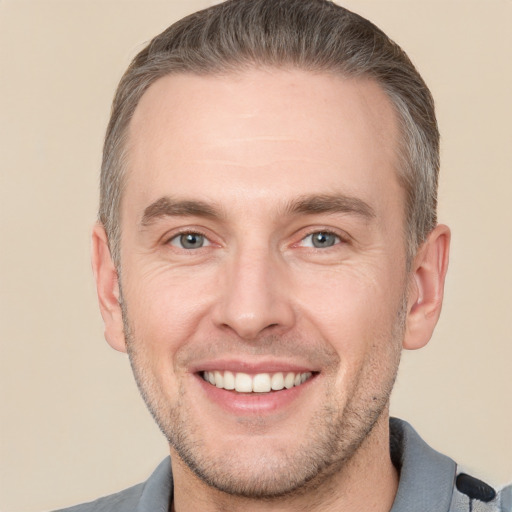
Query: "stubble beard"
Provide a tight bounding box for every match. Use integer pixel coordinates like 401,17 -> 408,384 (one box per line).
121,298 -> 405,500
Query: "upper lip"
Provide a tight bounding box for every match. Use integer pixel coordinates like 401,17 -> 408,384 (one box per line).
189,358 -> 318,375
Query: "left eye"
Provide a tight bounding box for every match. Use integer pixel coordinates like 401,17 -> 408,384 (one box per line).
169,233 -> 211,249
300,231 -> 340,249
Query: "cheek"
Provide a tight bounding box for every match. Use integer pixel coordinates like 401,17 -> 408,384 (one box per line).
121,264 -> 217,359
292,263 -> 405,381
295,263 -> 402,337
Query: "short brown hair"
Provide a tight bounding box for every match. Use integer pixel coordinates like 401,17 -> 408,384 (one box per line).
100,0 -> 439,264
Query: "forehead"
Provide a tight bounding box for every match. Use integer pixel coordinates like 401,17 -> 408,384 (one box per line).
124,68 -> 402,220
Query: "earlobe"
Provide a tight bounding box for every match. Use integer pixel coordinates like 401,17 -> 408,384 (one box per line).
403,224 -> 451,350
91,223 -> 127,353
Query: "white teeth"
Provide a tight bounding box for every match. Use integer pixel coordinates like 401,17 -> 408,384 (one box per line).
203,370 -> 313,393
252,373 -> 271,393
214,370 -> 224,388
284,372 -> 295,389
234,372 -> 253,392
271,373 -> 284,391
223,370 -> 235,390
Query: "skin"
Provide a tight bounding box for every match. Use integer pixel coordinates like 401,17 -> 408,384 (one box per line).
92,68 -> 450,511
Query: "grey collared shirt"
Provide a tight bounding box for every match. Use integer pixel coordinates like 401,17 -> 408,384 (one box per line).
55,418 -> 510,512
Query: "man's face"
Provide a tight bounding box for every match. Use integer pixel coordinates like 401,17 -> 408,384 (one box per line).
117,69 -> 409,497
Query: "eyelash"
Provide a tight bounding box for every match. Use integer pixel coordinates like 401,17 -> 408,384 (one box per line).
165,228 -> 347,251
166,230 -> 212,250
298,231 -> 343,249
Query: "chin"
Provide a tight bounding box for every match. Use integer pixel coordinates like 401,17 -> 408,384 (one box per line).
159,390 -> 388,500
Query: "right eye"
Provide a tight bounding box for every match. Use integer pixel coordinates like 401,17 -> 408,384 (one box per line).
299,231 -> 341,249
168,232 -> 211,250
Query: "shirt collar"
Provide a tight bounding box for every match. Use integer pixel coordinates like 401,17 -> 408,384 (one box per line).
135,418 -> 457,512
390,417 -> 457,512
136,457 -> 173,512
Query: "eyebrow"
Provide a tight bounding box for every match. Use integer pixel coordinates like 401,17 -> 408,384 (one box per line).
140,192 -> 376,227
284,194 -> 376,220
140,196 -> 222,227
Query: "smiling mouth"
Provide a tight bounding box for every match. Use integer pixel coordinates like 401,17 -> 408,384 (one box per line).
201,370 -> 315,393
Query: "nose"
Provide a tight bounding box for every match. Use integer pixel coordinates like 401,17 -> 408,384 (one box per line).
212,246 -> 295,341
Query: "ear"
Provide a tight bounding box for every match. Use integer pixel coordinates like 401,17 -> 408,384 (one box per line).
403,224 -> 451,350
91,223 -> 127,353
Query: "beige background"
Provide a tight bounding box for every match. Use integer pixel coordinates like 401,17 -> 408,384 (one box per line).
1,1 -> 511,511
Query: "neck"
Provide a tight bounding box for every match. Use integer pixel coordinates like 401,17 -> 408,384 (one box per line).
171,414 -> 398,512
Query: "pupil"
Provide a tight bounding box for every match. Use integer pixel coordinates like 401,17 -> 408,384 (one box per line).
181,233 -> 203,248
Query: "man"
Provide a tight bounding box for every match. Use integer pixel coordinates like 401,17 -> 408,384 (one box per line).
59,0 -> 511,510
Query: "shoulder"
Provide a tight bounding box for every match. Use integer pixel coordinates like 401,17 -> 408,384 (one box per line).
389,419 -> 511,512
451,472 -> 509,511
52,482 -> 145,512
450,475 -> 512,511
500,483 -> 512,511
51,457 -> 173,512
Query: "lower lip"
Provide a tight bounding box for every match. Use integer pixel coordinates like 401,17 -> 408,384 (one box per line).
195,374 -> 316,415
